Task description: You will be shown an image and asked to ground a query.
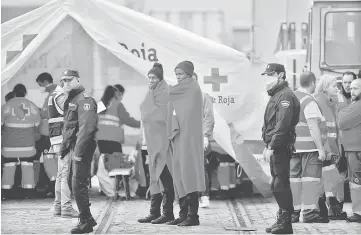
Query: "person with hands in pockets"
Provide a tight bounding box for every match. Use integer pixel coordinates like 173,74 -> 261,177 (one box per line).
59,69 -> 98,234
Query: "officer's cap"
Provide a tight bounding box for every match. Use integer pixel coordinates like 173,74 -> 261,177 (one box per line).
261,63 -> 285,76
61,69 -> 79,81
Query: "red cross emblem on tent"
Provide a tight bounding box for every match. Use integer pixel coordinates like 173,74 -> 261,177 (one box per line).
204,68 -> 228,92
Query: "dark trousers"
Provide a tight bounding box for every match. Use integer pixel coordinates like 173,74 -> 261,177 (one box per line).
179,192 -> 200,219
201,152 -> 211,197
159,165 -> 174,216
270,147 -> 294,213
97,140 -> 122,154
69,159 -> 92,218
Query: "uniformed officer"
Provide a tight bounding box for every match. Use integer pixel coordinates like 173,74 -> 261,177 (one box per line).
59,70 -> 98,234
338,78 -> 361,223
261,63 -> 300,234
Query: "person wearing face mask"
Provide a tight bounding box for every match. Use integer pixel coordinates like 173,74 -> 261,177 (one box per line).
338,72 -> 357,112
59,69 -> 98,234
49,83 -> 79,218
36,72 -> 59,197
338,78 -> 361,223
138,63 -> 175,224
166,61 -> 205,226
261,63 -> 300,234
314,75 -> 348,221
1,84 -> 41,199
290,72 -> 329,224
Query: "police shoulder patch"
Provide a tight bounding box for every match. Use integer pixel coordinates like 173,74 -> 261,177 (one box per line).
281,100 -> 290,108
83,103 -> 91,111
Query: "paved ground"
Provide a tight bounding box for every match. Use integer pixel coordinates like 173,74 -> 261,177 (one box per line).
2,177 -> 361,234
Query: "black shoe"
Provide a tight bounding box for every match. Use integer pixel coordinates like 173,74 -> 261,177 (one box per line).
138,214 -> 161,223
266,209 -> 281,233
346,214 -> 361,223
151,215 -> 175,224
177,217 -> 200,226
304,216 -> 329,223
166,217 -> 186,225
270,210 -> 293,234
329,211 -> 347,220
70,217 -> 97,234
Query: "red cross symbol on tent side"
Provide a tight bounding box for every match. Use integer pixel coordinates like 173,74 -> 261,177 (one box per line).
204,68 -> 228,92
12,103 -> 30,120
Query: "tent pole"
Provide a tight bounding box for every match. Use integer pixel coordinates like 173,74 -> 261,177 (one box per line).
92,40 -> 104,100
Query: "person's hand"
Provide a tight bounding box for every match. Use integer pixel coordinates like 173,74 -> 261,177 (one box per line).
263,147 -> 274,162
204,137 -> 209,151
318,149 -> 326,161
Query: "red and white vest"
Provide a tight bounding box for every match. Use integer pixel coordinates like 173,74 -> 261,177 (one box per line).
47,92 -> 65,146
294,90 -> 327,152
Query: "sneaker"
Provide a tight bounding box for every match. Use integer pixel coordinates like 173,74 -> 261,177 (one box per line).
199,196 -> 210,208
61,208 -> 79,218
346,214 -> 361,223
53,207 -> 61,217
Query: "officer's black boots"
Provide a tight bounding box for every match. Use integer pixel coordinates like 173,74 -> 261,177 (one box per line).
266,209 -> 282,233
151,191 -> 175,224
138,193 -> 162,223
70,214 -> 97,234
178,192 -> 200,226
270,210 -> 293,234
166,196 -> 188,225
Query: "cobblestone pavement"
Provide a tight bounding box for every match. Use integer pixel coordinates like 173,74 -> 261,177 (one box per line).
107,199 -> 238,234
2,177 -> 361,234
240,195 -> 361,234
1,195 -> 108,234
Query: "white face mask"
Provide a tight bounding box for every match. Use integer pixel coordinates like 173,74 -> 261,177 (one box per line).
40,87 -> 47,93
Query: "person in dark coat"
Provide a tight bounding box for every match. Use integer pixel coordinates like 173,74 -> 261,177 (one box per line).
59,69 -> 98,234
261,63 -> 300,234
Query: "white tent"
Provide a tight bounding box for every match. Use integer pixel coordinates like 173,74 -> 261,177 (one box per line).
1,0 -> 272,197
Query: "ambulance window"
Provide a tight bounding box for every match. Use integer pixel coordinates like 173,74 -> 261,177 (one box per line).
324,11 -> 361,66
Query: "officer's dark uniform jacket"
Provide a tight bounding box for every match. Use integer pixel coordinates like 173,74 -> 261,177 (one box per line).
262,81 -> 300,149
60,86 -> 98,161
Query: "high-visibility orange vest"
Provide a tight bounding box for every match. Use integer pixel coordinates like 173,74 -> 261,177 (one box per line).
337,91 -> 352,112
96,102 -> 124,144
1,97 -> 40,158
47,92 -> 65,146
315,93 -> 340,156
294,90 -> 327,151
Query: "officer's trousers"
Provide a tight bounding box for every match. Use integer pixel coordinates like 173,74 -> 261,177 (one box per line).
290,152 -> 323,221
347,151 -> 361,216
68,156 -> 92,218
270,147 -> 294,213
2,157 -> 35,190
